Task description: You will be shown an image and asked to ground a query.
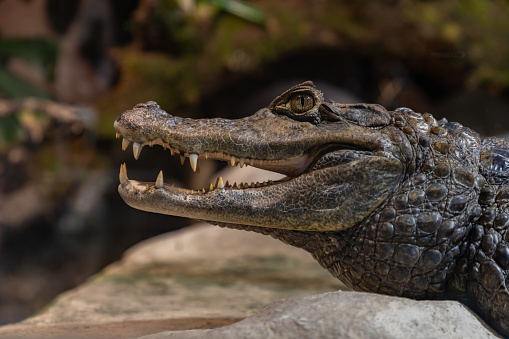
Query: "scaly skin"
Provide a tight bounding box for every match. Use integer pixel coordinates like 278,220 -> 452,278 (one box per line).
114,82 -> 509,336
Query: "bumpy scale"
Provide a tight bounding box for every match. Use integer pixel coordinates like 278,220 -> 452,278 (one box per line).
114,82 -> 509,336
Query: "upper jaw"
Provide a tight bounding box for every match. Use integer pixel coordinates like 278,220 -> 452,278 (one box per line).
114,101 -> 397,179
114,102 -> 324,177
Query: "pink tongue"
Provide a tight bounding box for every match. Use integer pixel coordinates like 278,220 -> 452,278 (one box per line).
252,155 -> 311,177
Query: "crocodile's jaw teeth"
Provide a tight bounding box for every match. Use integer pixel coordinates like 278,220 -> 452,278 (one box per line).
118,136 -> 311,177
122,138 -> 130,150
155,170 -> 164,188
116,132 -> 312,194
189,154 -> 198,172
119,163 -> 128,184
118,163 -> 281,194
133,142 -> 142,160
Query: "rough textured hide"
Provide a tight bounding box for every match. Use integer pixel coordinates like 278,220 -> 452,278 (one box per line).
115,82 -> 509,336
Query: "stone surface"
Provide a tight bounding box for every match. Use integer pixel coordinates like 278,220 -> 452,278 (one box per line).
141,291 -> 498,339
0,224 -> 344,339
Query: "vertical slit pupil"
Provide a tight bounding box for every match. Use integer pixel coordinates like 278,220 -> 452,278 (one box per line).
289,92 -> 314,113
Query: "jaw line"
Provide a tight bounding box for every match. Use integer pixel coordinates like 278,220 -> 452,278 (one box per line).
117,147 -> 358,197
116,138 -> 369,196
118,161 -> 293,196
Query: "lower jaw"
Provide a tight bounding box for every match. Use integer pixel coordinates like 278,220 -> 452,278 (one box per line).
119,162 -> 290,196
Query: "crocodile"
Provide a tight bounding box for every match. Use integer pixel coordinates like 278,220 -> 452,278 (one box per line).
114,81 -> 509,336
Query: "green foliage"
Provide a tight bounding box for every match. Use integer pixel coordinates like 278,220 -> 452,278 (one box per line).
0,38 -> 58,76
0,115 -> 22,147
0,37 -> 58,99
207,0 -> 266,26
403,0 -> 509,89
0,37 -> 58,148
0,67 -> 49,99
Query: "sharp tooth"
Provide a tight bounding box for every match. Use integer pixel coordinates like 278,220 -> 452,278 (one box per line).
170,148 -> 174,156
156,170 -> 164,188
231,156 -> 237,167
233,182 -> 237,188
249,159 -> 255,166
209,183 -> 214,191
180,153 -> 185,165
201,188 -> 206,193
146,184 -> 149,190
133,142 -> 142,160
119,163 -> 128,184
189,154 -> 198,172
239,158 -> 245,167
216,177 -> 224,189
225,180 -> 230,187
116,132 -> 121,138
122,138 -> 130,150
148,140 -> 153,147
204,152 -> 208,159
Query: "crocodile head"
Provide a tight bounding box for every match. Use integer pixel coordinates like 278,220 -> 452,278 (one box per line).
114,81 -> 413,231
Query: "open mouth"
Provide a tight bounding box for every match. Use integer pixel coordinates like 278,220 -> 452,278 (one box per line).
116,133 -> 314,194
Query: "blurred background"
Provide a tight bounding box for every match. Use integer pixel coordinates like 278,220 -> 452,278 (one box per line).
0,0 -> 508,326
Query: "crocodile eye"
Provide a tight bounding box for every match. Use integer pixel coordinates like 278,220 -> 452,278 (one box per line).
289,93 -> 314,113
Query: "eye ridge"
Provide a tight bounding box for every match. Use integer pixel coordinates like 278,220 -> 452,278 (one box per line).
290,93 -> 314,114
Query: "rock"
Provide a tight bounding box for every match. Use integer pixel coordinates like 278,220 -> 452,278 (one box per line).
0,224 -> 343,339
140,291 -> 498,339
